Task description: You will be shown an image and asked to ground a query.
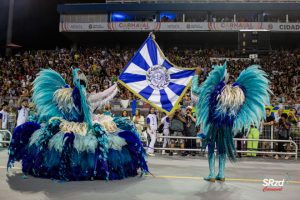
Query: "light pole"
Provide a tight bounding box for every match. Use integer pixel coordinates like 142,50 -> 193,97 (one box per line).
6,0 -> 15,56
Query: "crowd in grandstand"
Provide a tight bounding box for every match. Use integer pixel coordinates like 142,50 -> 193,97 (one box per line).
0,47 -> 299,105
0,47 -> 299,158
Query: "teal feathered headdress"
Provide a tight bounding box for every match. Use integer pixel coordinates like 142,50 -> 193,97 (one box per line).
33,68 -> 92,129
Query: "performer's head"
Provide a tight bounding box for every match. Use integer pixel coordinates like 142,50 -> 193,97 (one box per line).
122,110 -> 128,117
149,107 -> 155,114
289,108 -> 297,117
186,106 -> 193,113
21,99 -> 28,108
104,103 -> 111,111
265,108 -> 271,116
136,109 -> 141,116
279,113 -> 288,125
72,68 -> 88,88
1,102 -> 8,111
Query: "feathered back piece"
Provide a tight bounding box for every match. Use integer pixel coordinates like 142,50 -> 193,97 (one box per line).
194,63 -> 227,127
233,65 -> 271,131
194,63 -> 271,133
32,69 -> 67,122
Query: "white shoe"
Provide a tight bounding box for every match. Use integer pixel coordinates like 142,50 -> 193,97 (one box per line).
274,155 -> 279,160
162,150 -> 166,155
285,156 -> 289,160
147,153 -> 155,157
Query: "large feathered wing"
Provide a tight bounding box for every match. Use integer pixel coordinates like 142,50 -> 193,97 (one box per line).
193,63 -> 227,127
233,65 -> 271,131
88,83 -> 118,112
32,69 -> 67,121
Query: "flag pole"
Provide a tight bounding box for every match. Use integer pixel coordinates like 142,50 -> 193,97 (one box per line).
149,32 -> 155,40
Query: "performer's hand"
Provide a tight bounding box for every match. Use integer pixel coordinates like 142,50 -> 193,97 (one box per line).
195,67 -> 202,75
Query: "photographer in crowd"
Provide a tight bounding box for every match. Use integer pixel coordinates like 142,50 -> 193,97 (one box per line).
274,113 -> 291,160
169,108 -> 186,156
184,106 -> 197,156
262,108 -> 275,157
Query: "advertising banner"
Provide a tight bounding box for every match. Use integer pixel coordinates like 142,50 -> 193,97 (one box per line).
59,22 -> 300,32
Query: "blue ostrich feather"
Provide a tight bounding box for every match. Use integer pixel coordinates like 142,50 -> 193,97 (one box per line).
113,116 -> 139,135
118,130 -> 149,173
22,120 -> 60,174
113,117 -> 149,173
72,68 -> 93,130
32,69 -> 66,122
107,134 -> 127,151
92,123 -> 109,179
7,122 -> 41,169
48,132 -> 65,153
107,147 -> 138,180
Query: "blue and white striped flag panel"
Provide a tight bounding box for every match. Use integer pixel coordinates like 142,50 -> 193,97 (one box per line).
118,34 -> 195,114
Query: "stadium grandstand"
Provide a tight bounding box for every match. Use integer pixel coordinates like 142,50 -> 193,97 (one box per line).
0,0 -> 299,200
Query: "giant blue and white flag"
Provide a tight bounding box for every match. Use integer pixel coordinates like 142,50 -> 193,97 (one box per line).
118,34 -> 195,114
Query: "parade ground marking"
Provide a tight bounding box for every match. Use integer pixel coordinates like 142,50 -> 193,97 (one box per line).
1,166 -> 299,184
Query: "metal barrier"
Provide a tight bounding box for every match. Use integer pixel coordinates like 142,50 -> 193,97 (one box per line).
1,128 -> 298,160
153,135 -> 298,160
0,130 -> 12,145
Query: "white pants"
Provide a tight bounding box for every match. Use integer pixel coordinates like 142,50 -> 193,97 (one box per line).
0,132 -> 3,147
147,128 -> 157,154
162,128 -> 170,148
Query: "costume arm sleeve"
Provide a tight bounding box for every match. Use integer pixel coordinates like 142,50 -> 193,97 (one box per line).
191,75 -> 201,96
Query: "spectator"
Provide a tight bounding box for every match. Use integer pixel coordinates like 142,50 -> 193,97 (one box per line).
160,113 -> 170,155
182,94 -> 192,107
274,113 -> 291,160
184,106 -> 197,156
7,106 -> 16,134
275,108 -> 284,123
0,102 -> 9,147
169,108 -> 186,156
132,109 -> 145,135
288,108 -> 299,137
0,102 -> 9,130
246,125 -> 260,157
262,108 -> 275,156
16,98 -> 29,127
234,127 -> 247,158
146,107 -> 158,156
121,110 -> 131,120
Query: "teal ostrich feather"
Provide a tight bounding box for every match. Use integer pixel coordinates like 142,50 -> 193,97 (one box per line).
233,65 -> 271,131
33,69 -> 66,122
192,63 -> 227,127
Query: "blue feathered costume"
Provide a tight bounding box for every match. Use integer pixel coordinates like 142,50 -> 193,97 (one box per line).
7,68 -> 148,181
192,63 -> 270,182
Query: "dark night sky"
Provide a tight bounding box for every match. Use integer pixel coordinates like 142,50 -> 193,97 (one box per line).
0,0 -> 106,49
0,0 -> 299,51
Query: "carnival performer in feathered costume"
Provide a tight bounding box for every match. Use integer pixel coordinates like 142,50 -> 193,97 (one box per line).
7,68 -> 148,181
192,63 -> 270,182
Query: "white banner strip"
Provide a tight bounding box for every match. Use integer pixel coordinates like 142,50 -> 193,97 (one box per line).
59,22 -> 300,32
